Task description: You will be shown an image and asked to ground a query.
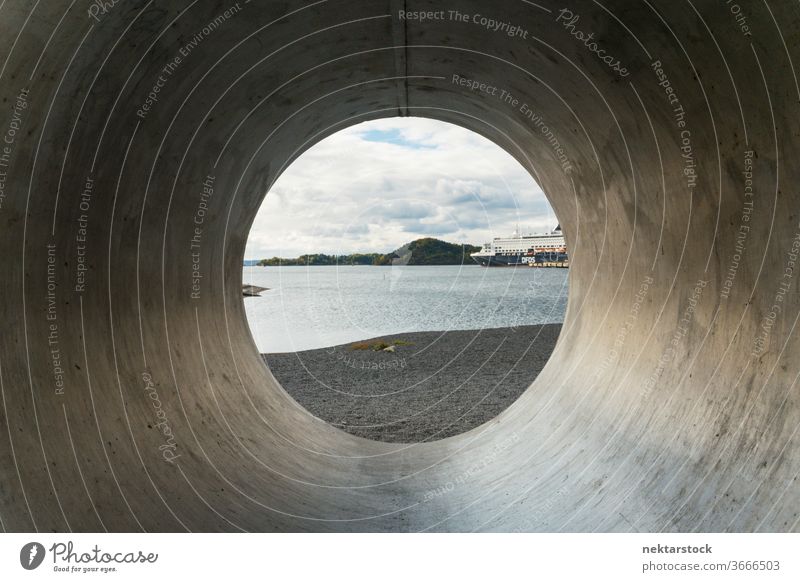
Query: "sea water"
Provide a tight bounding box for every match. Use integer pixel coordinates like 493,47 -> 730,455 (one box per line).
243,264 -> 568,353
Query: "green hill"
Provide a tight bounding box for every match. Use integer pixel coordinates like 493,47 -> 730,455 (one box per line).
257,238 -> 480,266
377,238 -> 481,266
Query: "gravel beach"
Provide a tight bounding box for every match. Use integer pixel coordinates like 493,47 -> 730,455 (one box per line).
264,323 -> 561,443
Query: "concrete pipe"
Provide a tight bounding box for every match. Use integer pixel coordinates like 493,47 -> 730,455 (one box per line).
1,0 -> 799,532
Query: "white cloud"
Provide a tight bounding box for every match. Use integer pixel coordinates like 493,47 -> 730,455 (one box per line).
245,117 -> 558,259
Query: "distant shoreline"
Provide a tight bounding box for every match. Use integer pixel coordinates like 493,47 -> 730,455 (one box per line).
249,237 -> 481,267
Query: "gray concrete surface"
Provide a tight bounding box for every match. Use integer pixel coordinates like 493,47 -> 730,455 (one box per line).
0,1 -> 798,532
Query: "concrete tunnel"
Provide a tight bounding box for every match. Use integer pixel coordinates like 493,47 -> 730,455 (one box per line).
1,0 -> 799,532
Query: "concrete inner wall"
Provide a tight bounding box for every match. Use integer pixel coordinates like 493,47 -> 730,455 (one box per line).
1,0 -> 798,532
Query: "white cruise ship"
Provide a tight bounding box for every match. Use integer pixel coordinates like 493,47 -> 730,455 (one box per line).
471,226 -> 567,267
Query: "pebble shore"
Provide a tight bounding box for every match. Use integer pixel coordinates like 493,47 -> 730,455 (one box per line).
264,324 -> 561,443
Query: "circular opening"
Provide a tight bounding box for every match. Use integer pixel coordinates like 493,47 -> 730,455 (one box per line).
244,117 -> 568,443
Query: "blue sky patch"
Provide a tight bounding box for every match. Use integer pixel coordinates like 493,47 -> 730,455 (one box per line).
360,128 -> 436,149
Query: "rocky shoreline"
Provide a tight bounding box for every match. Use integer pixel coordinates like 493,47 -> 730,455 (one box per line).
264,324 -> 561,443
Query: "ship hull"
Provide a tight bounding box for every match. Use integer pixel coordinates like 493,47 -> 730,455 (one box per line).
471,252 -> 569,267
471,254 -> 529,267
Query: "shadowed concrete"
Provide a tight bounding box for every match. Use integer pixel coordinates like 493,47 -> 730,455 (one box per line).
0,1 -> 799,532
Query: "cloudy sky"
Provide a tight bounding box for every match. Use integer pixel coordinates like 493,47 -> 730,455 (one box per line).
245,117 -> 557,259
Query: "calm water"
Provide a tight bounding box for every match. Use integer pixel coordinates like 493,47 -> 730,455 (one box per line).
243,265 -> 568,353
